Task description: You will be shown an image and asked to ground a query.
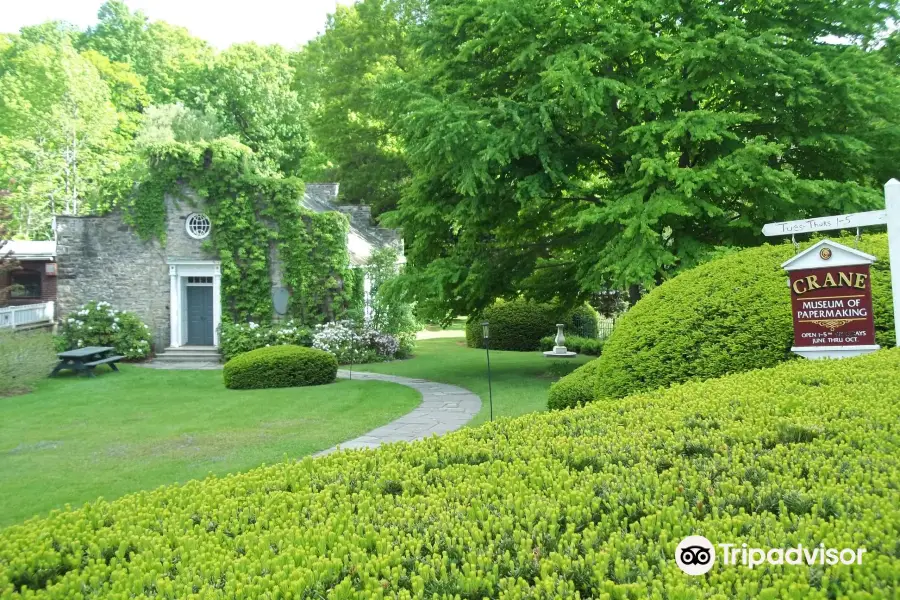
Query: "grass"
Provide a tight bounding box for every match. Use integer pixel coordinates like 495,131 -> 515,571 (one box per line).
0,329 -> 57,396
0,366 -> 419,528
423,316 -> 466,332
356,338 -> 593,426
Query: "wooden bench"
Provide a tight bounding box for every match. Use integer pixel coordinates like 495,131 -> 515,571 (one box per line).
84,355 -> 125,372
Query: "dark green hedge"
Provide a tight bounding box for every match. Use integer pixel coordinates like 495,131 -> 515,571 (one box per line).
594,233 -> 895,400
5,349 -> 898,597
223,345 -> 337,390
539,335 -> 603,356
547,358 -> 601,410
465,300 -> 599,351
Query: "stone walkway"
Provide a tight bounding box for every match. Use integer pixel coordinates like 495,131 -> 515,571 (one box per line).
415,329 -> 465,340
314,370 -> 481,457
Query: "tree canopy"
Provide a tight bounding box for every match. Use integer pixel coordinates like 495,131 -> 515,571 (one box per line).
382,0 -> 900,318
1,0 -> 898,318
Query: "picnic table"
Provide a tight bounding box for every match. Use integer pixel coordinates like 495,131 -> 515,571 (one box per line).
50,346 -> 125,377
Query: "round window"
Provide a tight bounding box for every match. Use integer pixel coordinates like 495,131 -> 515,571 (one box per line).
185,213 -> 211,239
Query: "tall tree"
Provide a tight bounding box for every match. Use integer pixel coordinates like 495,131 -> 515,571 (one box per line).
294,0 -> 421,213
205,43 -> 309,175
81,1 -> 212,104
0,35 -> 120,238
386,0 -> 900,318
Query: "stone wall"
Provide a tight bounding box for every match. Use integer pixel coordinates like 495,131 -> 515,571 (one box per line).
55,195 -> 215,352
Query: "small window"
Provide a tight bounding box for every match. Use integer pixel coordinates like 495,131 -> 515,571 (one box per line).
187,276 -> 213,284
185,213 -> 211,240
10,270 -> 41,298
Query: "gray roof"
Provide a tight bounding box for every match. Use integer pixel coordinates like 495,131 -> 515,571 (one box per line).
302,183 -> 403,266
2,240 -> 56,260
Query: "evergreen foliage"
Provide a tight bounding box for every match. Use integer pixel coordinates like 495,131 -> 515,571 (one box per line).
3,349 -> 899,596
385,0 -> 900,316
594,233 -> 895,400
222,345 -> 337,390
547,358 -> 601,410
464,300 -> 599,351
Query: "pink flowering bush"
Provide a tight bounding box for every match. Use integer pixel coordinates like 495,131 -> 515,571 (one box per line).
312,321 -> 400,364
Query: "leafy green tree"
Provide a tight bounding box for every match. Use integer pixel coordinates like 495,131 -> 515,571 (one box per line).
206,43 -> 309,175
81,49 -> 150,140
295,0 -> 420,213
386,0 -> 900,317
81,1 -> 212,104
135,104 -> 224,148
0,35 -> 121,238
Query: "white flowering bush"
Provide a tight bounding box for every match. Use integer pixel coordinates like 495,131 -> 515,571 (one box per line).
312,321 -> 400,364
56,301 -> 152,360
218,320 -> 312,361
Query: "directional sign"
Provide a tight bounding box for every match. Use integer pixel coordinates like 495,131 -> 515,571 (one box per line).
762,210 -> 887,237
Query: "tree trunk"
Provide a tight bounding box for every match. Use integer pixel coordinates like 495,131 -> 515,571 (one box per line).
628,284 -> 641,307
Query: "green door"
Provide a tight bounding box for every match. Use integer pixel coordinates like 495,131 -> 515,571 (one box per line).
186,286 -> 214,346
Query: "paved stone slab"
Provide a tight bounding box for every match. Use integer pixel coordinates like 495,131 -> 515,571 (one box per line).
314,370 -> 481,457
135,361 -> 223,370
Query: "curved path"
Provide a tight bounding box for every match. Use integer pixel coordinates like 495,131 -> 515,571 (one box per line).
314,370 -> 481,457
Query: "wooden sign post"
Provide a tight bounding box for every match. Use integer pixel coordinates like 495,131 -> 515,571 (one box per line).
763,179 -> 900,355
782,240 -> 879,359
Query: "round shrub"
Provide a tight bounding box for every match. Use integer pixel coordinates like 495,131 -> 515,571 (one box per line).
465,300 -> 599,351
223,345 -> 337,390
57,301 -> 152,360
547,358 -> 601,410
594,233 -> 894,400
567,304 -> 599,338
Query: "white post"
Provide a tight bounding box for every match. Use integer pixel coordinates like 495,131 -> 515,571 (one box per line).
212,264 -> 222,347
169,265 -> 179,348
885,179 -> 900,347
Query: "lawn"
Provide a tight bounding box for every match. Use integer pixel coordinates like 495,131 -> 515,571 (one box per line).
0,366 -> 419,528
356,338 -> 593,425
422,316 -> 467,332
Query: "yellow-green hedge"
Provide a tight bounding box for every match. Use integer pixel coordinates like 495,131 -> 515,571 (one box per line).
547,358 -> 601,410
594,233 -> 895,399
2,350 -> 899,597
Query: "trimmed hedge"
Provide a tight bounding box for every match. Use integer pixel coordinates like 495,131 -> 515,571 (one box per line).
465,300 -> 599,351
222,345 -> 337,390
3,349 -> 899,597
539,334 -> 603,356
547,358 -> 600,410
595,233 -> 895,399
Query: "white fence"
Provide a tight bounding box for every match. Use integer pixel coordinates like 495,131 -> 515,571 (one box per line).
0,301 -> 55,329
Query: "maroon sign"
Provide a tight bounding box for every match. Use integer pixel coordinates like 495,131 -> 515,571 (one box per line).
789,264 -> 876,348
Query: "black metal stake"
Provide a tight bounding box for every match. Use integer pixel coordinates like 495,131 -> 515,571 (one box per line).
482,321 -> 493,422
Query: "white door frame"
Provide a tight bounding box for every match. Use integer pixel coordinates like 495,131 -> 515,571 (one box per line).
167,260 -> 221,347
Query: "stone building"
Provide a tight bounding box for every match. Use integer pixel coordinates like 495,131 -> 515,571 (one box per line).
53,183 -> 401,353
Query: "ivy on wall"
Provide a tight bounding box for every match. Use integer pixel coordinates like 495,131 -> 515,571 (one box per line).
122,139 -> 354,324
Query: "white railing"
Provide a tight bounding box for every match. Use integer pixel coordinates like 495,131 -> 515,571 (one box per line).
0,301 -> 55,329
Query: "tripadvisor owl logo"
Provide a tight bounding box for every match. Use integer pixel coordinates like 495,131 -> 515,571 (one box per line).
674,535 -> 868,575
675,535 -> 716,575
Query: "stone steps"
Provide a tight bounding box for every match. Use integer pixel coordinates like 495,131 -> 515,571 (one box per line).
152,346 -> 221,364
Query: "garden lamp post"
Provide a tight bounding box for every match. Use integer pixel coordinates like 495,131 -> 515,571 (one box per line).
482,321 -> 493,421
